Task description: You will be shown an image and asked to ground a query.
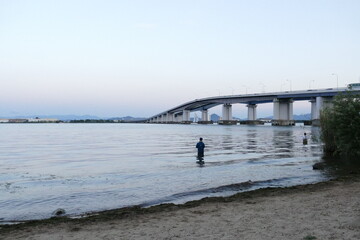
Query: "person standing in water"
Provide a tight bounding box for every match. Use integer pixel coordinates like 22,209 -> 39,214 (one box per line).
303,132 -> 308,145
196,137 -> 205,160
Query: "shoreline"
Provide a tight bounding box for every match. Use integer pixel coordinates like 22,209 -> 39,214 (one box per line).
0,178 -> 327,225
1,174 -> 359,239
0,177 -> 326,225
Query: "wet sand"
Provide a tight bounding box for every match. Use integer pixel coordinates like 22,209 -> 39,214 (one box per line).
1,176 -> 359,240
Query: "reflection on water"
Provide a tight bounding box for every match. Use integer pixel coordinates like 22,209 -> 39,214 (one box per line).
273,129 -> 294,154
246,129 -> 257,150
321,155 -> 360,178
0,123 -> 328,222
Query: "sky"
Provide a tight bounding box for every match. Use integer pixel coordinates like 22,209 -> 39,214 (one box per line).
1,0 -> 360,118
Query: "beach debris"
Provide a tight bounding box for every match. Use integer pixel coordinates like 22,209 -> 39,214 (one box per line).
303,235 -> 317,240
52,208 -> 66,216
312,162 -> 325,170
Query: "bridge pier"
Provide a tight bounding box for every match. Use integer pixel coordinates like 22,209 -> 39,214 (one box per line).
247,104 -> 257,120
219,104 -> 237,125
310,98 -> 317,121
174,114 -> 182,123
272,98 -> 295,126
166,113 -> 175,123
243,104 -> 262,124
198,110 -> 212,124
182,110 -> 192,124
311,96 -> 333,126
202,110 -> 209,121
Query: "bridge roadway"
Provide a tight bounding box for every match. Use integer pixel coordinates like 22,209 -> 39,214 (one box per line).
148,87 -> 360,126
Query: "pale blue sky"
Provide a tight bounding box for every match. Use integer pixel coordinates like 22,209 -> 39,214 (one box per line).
1,0 -> 359,118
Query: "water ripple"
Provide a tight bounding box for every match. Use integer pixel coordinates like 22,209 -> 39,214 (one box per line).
0,124 -> 325,222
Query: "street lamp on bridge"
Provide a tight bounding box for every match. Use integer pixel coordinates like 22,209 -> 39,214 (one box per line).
332,73 -> 338,89
242,85 -> 251,94
286,79 -> 292,91
259,82 -> 266,93
309,80 -> 315,89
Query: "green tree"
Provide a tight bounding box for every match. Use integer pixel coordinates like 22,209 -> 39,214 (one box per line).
320,91 -> 360,158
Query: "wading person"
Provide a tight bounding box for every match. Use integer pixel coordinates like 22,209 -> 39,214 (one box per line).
196,137 -> 205,160
303,132 -> 308,145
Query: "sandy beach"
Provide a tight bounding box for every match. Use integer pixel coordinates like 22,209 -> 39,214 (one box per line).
1,176 -> 359,240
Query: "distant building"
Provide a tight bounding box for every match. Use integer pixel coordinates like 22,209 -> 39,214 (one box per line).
0,119 -> 9,123
8,119 -> 28,123
258,118 -> 272,123
28,118 -> 59,123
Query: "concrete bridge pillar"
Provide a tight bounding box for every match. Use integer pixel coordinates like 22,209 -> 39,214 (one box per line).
272,98 -> 295,126
173,114 -> 179,123
310,98 -> 317,120
166,113 -> 174,123
198,110 -> 212,124
222,104 -> 232,120
273,99 -> 280,120
247,104 -> 257,121
182,110 -> 191,123
219,104 -> 237,125
201,110 -> 209,122
322,97 -> 333,109
176,114 -> 183,123
311,97 -> 333,126
244,104 -> 261,125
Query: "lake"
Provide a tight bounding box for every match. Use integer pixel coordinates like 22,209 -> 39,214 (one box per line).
0,123 -> 328,222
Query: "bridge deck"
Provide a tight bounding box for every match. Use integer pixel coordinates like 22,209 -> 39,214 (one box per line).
150,87 -> 355,118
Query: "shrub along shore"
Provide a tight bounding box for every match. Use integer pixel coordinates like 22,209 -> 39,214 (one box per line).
320,91 -> 360,158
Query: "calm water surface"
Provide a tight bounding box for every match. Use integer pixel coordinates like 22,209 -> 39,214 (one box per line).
0,123 -> 327,222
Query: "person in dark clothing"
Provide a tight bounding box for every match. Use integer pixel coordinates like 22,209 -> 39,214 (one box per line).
303,132 -> 308,145
196,137 -> 205,160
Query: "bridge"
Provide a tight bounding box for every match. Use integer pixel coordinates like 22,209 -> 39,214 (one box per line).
148,85 -> 360,126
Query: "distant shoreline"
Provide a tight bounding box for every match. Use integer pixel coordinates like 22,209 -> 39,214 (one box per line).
0,120 -> 146,124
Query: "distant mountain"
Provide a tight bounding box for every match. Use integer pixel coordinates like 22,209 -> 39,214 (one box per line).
0,115 -> 101,121
210,114 -> 220,121
259,113 -> 311,121
261,114 -> 311,120
108,116 -> 147,121
293,113 -> 311,120
0,115 -> 147,121
55,115 -> 102,120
